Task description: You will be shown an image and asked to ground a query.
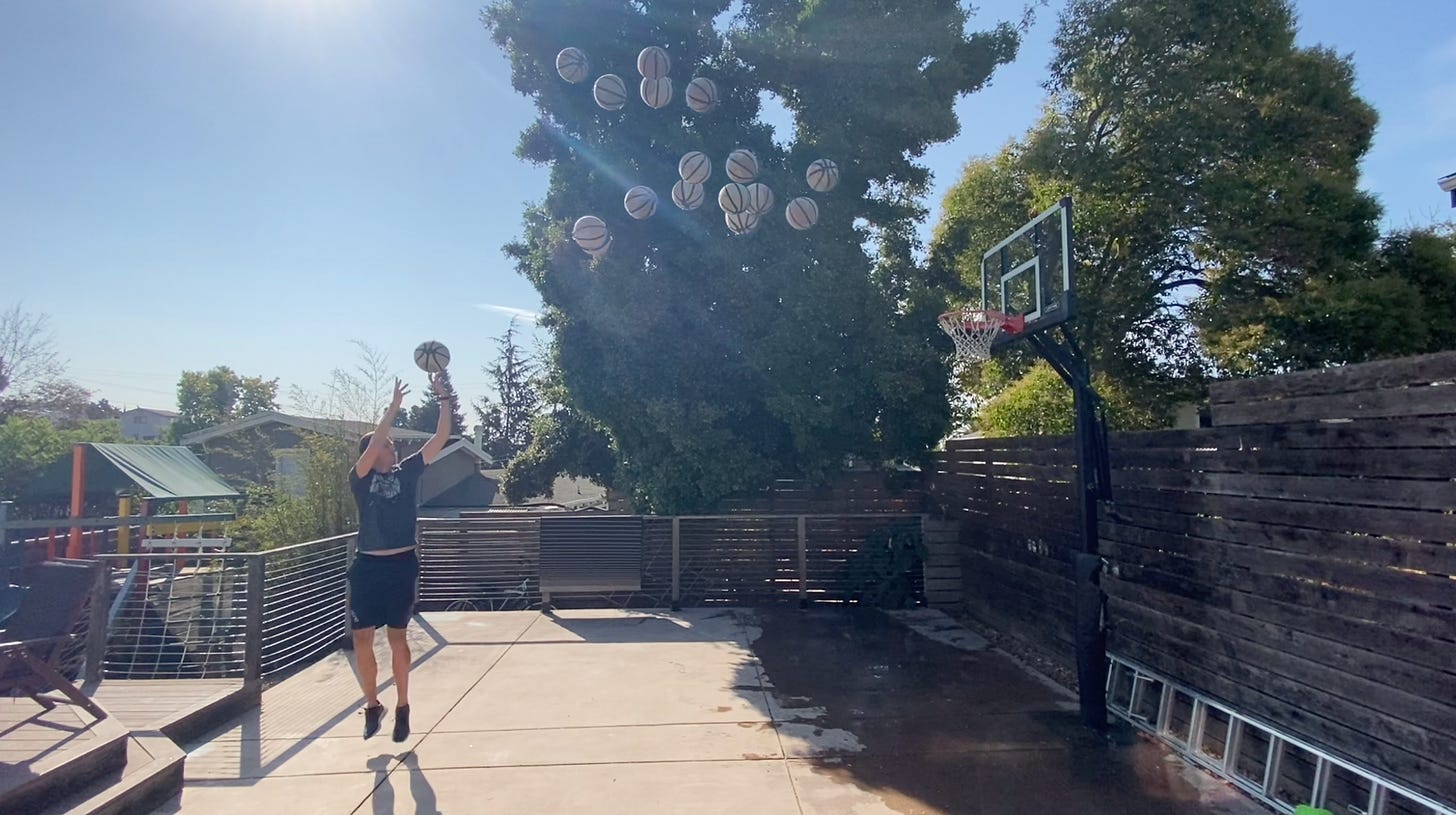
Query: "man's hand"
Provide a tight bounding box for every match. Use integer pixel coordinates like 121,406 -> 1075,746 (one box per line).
429,373 -> 450,402
389,378 -> 410,413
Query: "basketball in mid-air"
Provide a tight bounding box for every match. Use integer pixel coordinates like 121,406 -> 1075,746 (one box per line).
624,185 -> 659,219
414,341 -> 451,373
806,158 -> 839,192
593,74 -> 628,110
555,48 -> 589,83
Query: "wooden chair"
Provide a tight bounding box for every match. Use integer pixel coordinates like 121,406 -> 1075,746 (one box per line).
0,561 -> 108,721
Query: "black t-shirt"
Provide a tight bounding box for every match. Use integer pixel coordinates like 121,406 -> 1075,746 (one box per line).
350,452 -> 426,553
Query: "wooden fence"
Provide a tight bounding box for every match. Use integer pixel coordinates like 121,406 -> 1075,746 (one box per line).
930,351 -> 1456,807
716,472 -> 928,514
414,512 -> 931,610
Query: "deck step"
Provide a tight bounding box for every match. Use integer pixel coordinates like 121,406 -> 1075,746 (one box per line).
1,721 -> 128,815
40,733 -> 183,815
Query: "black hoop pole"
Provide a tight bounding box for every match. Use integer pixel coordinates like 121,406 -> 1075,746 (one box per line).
1027,321 -> 1110,733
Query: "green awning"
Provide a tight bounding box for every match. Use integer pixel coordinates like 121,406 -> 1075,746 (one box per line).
23,444 -> 242,502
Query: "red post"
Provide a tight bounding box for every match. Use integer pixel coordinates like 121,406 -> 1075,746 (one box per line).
46,529 -> 57,562
67,444 -> 86,559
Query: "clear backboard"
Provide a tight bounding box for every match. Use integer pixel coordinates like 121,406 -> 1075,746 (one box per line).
980,198 -> 1074,346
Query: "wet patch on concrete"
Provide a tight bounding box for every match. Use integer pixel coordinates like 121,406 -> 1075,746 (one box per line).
749,607 -> 1263,815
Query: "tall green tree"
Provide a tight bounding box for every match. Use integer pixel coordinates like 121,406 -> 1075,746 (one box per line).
485,0 -> 1017,511
403,369 -> 466,436
1198,224 -> 1456,374
172,366 -> 279,439
930,0 -> 1383,420
475,321 -> 542,464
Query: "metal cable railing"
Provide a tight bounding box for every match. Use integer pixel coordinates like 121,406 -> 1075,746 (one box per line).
259,535 -> 351,676
93,534 -> 354,681
98,554 -> 251,679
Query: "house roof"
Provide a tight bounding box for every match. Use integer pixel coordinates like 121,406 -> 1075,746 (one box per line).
25,443 -> 241,502
179,411 -> 433,445
433,439 -> 495,467
122,407 -> 180,418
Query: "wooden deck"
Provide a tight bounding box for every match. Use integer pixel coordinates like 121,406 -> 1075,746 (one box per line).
0,678 -> 248,812
0,695 -> 128,811
89,679 -> 245,733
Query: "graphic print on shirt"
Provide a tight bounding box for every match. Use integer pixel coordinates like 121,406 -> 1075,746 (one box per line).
369,472 -> 402,501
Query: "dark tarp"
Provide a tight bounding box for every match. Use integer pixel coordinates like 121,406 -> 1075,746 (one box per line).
24,444 -> 241,503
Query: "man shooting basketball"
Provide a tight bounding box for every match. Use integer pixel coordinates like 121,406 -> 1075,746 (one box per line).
348,375 -> 451,741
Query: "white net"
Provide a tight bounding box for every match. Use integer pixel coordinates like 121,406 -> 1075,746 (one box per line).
938,308 -> 1010,362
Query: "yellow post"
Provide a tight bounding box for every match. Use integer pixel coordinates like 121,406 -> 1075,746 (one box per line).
117,495 -> 132,555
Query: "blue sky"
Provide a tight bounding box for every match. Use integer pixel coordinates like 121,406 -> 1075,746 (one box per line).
3,0 -> 1452,417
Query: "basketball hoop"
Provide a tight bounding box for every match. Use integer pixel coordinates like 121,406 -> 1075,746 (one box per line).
938,307 -> 1024,363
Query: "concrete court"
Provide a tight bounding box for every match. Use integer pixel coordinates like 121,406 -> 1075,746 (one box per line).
155,607 -> 1263,814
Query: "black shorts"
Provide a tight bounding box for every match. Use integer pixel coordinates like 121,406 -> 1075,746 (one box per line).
348,549 -> 419,630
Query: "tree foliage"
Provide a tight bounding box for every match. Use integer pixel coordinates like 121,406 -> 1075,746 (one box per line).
974,361 -> 1167,437
475,321 -> 542,464
232,432 -> 358,551
485,0 -> 1017,511
1,380 -> 119,428
404,368 -> 466,436
930,0 -> 1407,428
502,402 -> 617,505
1198,224 -> 1456,373
0,416 -> 122,501
172,366 -> 279,439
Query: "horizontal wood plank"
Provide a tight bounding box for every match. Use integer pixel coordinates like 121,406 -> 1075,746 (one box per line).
1209,351 -> 1456,405
1212,382 -> 1456,426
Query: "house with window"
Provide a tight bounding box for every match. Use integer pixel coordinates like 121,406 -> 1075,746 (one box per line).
119,407 -> 179,441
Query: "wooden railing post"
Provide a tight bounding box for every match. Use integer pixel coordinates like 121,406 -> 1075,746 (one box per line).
84,561 -> 109,684
244,555 -> 265,689
670,517 -> 681,611
797,515 -> 808,608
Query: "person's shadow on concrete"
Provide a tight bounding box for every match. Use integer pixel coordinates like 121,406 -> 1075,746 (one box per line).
368,752 -> 439,815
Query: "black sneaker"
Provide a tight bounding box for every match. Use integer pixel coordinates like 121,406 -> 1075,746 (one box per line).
392,705 -> 411,743
363,704 -> 385,739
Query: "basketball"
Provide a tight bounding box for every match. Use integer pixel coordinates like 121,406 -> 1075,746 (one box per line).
786,196 -> 819,230
637,46 -> 670,79
672,179 -> 705,211
725,209 -> 758,235
685,77 -> 717,113
717,182 -> 750,214
746,183 -> 774,215
624,186 -> 658,220
555,48 -> 589,83
726,149 -> 759,183
640,76 -> 673,109
593,74 -> 628,110
572,215 -> 611,252
414,341 -> 450,373
586,234 -> 612,258
678,151 -> 711,184
806,158 -> 839,192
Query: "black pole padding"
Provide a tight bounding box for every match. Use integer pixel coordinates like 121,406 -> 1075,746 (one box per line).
1074,552 -> 1109,731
